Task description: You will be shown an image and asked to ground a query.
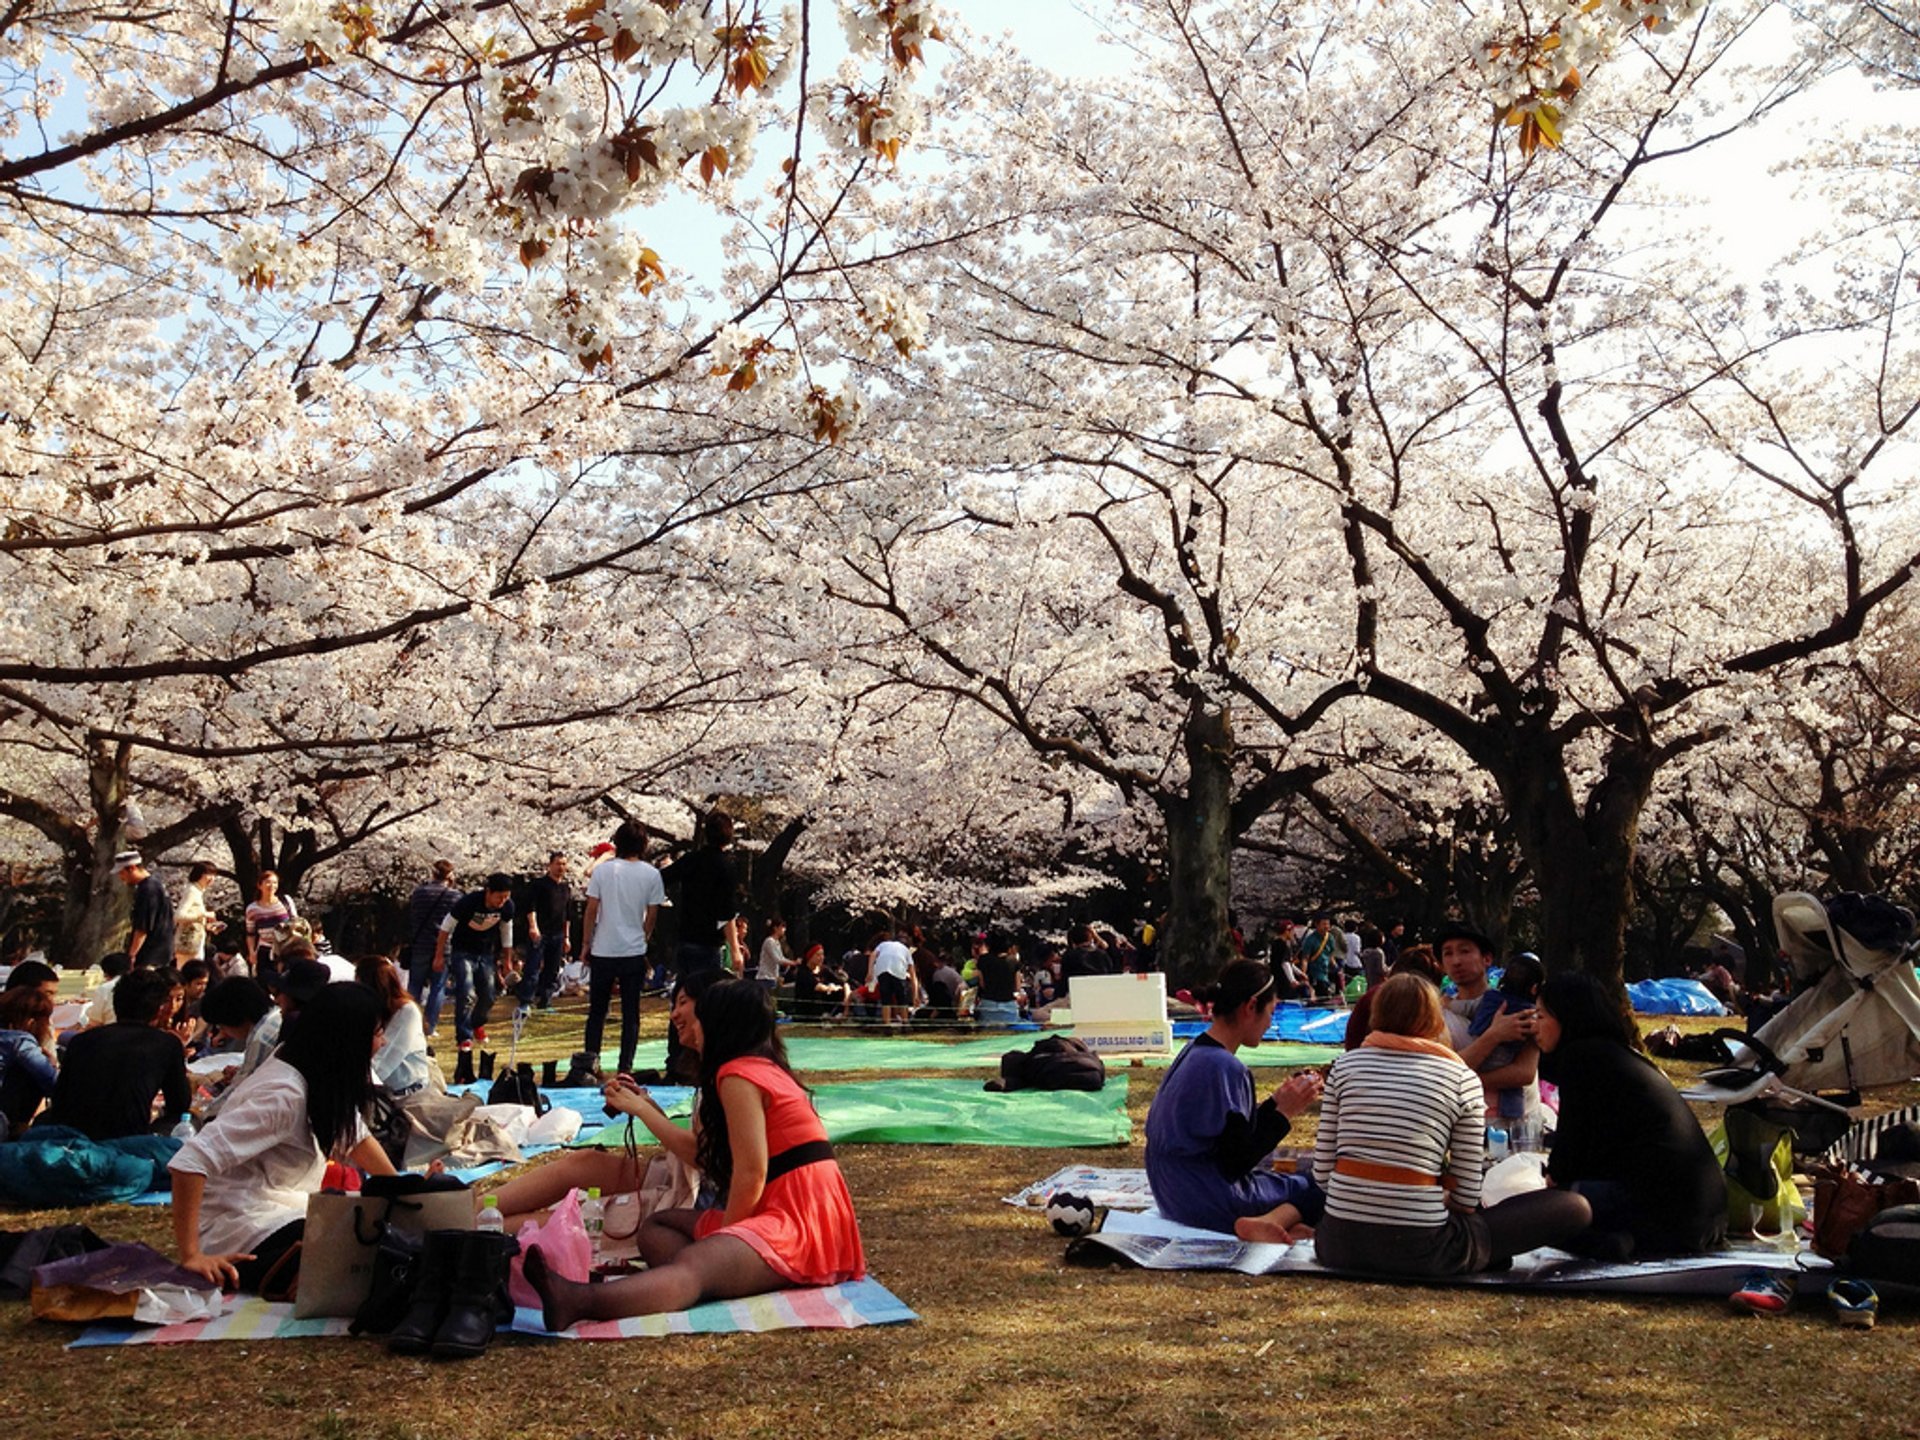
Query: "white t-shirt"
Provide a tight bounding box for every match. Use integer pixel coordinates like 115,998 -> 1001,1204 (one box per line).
757,935 -> 787,982
871,939 -> 913,980
585,858 -> 666,958
85,975 -> 120,1027
175,883 -> 210,961
169,1057 -> 367,1255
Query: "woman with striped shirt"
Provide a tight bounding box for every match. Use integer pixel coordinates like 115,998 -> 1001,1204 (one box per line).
1311,973 -> 1591,1276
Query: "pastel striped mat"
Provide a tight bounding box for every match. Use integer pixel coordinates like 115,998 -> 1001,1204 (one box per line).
67,1278 -> 916,1348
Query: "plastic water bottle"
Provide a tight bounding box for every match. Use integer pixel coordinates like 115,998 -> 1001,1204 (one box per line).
476,1195 -> 504,1234
580,1186 -> 605,1261
170,1115 -> 195,1141
1486,1127 -> 1510,1163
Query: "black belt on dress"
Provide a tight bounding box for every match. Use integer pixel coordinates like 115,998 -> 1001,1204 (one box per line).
765,1138 -> 835,1184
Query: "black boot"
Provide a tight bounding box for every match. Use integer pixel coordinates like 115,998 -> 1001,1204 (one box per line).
452,1046 -> 476,1087
432,1231 -> 521,1359
478,1050 -> 496,1081
541,1059 -> 559,1087
386,1229 -> 463,1355
560,1049 -> 601,1088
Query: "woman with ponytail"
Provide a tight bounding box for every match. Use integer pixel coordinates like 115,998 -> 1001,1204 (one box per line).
1144,959 -> 1327,1240
525,978 -> 864,1329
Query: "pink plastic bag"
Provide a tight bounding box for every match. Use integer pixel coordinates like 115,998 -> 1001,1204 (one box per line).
507,1186 -> 592,1312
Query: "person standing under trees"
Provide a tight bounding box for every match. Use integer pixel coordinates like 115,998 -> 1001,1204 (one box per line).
754,917 -> 791,996
173,862 -> 223,965
116,851 -> 175,970
404,860 -> 460,1040
243,871 -> 297,985
519,852 -> 573,1015
1295,914 -> 1342,1000
663,811 -> 742,979
581,822 -> 665,1077
868,924 -> 918,1027
434,873 -> 518,1080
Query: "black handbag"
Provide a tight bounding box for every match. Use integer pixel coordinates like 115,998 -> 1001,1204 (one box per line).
487,1062 -> 551,1114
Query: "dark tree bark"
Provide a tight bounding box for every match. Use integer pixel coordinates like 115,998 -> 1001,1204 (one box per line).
1158,703 -> 1238,988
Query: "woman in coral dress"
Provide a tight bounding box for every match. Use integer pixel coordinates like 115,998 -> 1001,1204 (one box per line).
526,978 -> 863,1327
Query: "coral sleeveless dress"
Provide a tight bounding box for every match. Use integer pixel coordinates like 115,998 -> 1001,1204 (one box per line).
692,1056 -> 866,1286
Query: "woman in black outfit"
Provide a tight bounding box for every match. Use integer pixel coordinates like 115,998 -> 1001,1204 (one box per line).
1537,973 -> 1728,1258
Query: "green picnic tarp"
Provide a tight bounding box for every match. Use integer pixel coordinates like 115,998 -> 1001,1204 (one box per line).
578,1075 -> 1132,1149
602,1033 -> 1332,1075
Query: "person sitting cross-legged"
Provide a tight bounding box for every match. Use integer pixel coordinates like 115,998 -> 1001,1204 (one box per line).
1145,960 -> 1326,1242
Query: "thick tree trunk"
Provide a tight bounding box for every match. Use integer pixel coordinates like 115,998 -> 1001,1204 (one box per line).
1496,734 -> 1655,987
1158,704 -> 1237,989
50,735 -> 133,969
747,815 -> 810,926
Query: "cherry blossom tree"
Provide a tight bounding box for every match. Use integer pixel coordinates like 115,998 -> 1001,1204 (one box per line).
787,0 -> 1920,987
0,2 -> 951,953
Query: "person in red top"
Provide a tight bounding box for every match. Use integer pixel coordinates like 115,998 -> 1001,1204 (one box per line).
526,978 -> 863,1328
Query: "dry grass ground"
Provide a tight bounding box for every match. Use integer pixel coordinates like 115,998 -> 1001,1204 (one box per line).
4,994 -> 1917,1440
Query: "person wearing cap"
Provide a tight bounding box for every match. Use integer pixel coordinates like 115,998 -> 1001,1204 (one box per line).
1435,920 -> 1541,1119
435,873 -> 518,1071
116,850 -> 176,970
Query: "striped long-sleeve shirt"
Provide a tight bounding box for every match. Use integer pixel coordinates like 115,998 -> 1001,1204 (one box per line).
1311,1043 -> 1486,1226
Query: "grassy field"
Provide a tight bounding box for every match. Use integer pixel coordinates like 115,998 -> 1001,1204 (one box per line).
3,995 -> 1916,1440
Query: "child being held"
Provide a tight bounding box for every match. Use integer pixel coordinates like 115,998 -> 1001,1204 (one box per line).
1467,952 -> 1545,1120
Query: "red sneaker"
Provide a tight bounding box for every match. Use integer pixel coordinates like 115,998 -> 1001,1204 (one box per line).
473,1026 -> 488,1043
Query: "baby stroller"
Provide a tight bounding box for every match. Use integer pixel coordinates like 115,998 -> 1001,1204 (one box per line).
1682,891 -> 1920,1131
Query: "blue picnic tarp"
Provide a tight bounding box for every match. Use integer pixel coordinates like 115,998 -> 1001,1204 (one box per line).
1627,978 -> 1728,1016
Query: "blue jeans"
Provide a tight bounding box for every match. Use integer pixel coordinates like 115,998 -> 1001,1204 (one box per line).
408,945 -> 447,1034
518,933 -> 565,1006
449,950 -> 498,1045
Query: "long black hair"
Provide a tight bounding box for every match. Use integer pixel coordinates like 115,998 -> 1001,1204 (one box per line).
1538,972 -> 1639,1050
692,978 -> 797,1196
276,982 -> 383,1158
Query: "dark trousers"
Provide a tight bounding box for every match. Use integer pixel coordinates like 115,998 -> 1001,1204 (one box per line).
233,1219 -> 306,1294
584,953 -> 645,1073
518,933 -> 565,1006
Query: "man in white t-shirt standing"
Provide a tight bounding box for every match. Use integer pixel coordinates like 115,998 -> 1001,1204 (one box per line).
579,821 -> 665,1074
869,925 -> 918,1027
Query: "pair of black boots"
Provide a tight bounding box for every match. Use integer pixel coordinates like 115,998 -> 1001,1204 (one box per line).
386,1229 -> 520,1360
450,1049 -> 498,1087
